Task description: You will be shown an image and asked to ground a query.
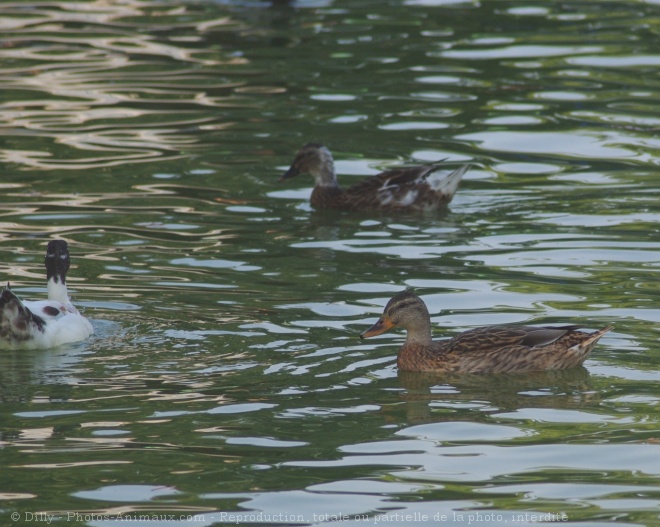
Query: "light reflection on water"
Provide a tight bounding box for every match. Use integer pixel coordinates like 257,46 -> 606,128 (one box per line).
0,1 -> 245,170
0,0 -> 659,526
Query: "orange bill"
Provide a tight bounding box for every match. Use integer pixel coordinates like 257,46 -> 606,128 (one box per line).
360,316 -> 394,339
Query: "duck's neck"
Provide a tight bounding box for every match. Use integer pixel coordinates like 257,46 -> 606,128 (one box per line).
313,146 -> 341,188
404,319 -> 434,347
47,276 -> 69,304
398,324 -> 436,372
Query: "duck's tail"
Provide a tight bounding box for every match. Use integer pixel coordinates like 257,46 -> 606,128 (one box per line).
578,325 -> 614,355
427,164 -> 470,200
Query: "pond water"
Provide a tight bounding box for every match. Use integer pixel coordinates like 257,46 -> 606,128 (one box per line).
1,0 -> 659,526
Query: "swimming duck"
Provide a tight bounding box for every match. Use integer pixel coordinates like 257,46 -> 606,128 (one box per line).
360,290 -> 612,373
0,240 -> 93,349
280,143 -> 469,212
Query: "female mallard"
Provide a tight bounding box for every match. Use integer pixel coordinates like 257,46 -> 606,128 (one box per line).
280,143 -> 469,212
0,240 -> 93,349
360,290 -> 612,373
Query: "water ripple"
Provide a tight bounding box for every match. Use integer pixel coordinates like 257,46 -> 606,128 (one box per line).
0,1 -> 658,525
0,1 -> 249,170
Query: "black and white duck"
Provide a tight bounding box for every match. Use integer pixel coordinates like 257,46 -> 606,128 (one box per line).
0,240 -> 93,349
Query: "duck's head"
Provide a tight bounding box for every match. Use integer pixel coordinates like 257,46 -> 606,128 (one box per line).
280,143 -> 337,186
360,289 -> 431,339
45,240 -> 70,285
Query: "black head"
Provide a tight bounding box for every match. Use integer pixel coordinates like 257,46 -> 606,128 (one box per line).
45,240 -> 70,284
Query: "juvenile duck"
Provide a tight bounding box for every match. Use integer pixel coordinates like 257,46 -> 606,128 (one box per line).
0,240 -> 93,349
360,290 -> 612,373
280,143 -> 469,212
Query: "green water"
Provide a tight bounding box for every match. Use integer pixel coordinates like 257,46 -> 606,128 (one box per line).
0,0 -> 659,526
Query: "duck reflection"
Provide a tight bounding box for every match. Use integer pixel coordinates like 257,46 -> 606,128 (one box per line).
395,367 -> 594,423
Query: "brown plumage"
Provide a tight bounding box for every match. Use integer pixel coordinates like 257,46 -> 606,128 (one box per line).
360,290 -> 613,373
280,143 -> 469,212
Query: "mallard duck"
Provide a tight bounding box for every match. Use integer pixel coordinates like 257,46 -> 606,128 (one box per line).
0,240 -> 93,349
280,143 -> 469,212
360,290 -> 612,373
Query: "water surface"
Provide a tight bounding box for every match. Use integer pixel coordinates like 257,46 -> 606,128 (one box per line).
0,1 -> 659,526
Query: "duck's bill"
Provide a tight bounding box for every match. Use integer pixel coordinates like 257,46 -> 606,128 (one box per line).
279,167 -> 299,181
360,317 -> 393,339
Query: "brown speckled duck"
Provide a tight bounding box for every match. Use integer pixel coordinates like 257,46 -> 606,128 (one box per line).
280,143 -> 469,212
360,290 -> 612,373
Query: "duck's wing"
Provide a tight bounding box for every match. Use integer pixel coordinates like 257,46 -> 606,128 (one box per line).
0,287 -> 46,344
436,324 -> 612,373
447,325 -> 582,354
341,163 -> 468,210
520,325 -> 584,347
345,165 -> 439,196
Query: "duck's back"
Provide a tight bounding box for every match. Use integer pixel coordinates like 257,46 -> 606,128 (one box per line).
27,299 -> 93,348
0,289 -> 93,350
338,164 -> 467,212
398,325 -> 611,373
